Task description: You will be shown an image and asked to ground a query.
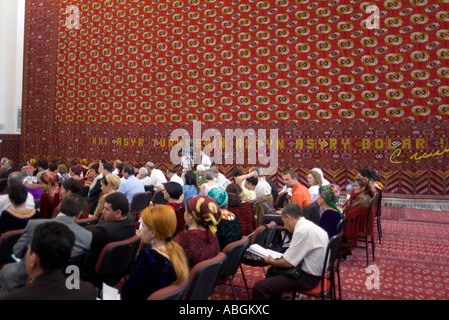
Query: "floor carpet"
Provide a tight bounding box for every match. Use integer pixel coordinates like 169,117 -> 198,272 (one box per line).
211,207 -> 449,300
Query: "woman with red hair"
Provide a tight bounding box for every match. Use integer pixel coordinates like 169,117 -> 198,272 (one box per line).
38,172 -> 62,219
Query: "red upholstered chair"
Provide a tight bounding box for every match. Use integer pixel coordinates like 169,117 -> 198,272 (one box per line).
183,252 -> 226,300
357,192 -> 379,266
376,190 -> 384,243
129,191 -> 152,222
0,229 -> 24,266
75,216 -> 99,229
274,191 -> 289,209
293,228 -> 344,300
147,281 -> 189,300
216,236 -> 250,300
94,235 -> 141,288
239,221 -> 277,298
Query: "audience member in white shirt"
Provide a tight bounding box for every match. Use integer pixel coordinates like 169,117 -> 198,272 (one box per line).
200,150 -> 212,170
145,162 -> 167,191
137,167 -> 153,186
210,165 -> 230,189
166,168 -> 184,186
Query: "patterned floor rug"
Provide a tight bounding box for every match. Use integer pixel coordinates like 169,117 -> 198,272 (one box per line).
211,207 -> 449,300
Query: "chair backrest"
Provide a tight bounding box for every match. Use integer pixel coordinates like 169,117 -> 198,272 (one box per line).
219,236 -> 250,281
75,216 -> 99,229
366,192 -> 379,235
0,229 -> 24,264
79,185 -> 90,198
152,190 -> 167,204
274,191 -> 289,209
184,252 -> 226,300
250,221 -> 277,248
376,190 -> 383,217
68,250 -> 88,268
94,235 -> 141,286
130,192 -> 152,210
303,203 -> 321,225
174,205 -> 186,235
147,281 -> 189,300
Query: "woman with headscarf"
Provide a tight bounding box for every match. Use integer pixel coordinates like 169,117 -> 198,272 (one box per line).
342,177 -> 372,253
226,183 -> 256,236
208,187 -> 242,250
317,184 -> 344,238
174,195 -> 221,269
120,205 -> 189,300
38,172 -> 62,219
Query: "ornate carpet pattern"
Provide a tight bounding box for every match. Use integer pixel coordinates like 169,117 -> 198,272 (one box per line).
211,207 -> 449,300
20,0 -> 449,195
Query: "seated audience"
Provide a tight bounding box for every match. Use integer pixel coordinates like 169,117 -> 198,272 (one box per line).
210,165 -> 231,189
83,162 -> 99,187
81,192 -> 136,287
312,167 -> 330,186
137,167 -> 152,186
182,170 -> 200,205
54,178 -> 90,219
317,184 -> 344,238
282,170 -> 311,210
0,172 -> 35,213
342,177 -> 373,254
252,203 -> 329,300
0,159 -> 14,179
38,172 -> 62,219
35,158 -> 49,182
163,182 -> 184,211
117,164 -> 145,204
120,205 -> 189,300
231,168 -> 256,202
93,174 -> 121,219
145,162 -> 167,191
250,167 -> 278,206
86,162 -> 113,214
0,193 -> 92,296
69,164 -> 85,185
0,221 -> 96,300
307,170 -> 323,203
166,168 -> 184,186
174,195 -> 221,269
208,187 -> 242,250
0,183 -> 39,234
194,165 -> 207,187
200,171 -> 219,195
56,164 -> 70,182
226,183 -> 256,236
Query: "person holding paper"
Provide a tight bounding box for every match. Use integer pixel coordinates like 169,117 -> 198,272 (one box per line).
252,202 -> 329,300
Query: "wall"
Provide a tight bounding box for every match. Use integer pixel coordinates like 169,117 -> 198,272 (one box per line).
0,0 -> 25,134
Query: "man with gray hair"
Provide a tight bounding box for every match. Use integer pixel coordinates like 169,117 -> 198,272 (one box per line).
0,171 -> 35,214
145,161 -> 167,191
137,167 -> 152,186
0,159 -> 14,179
0,157 -> 8,177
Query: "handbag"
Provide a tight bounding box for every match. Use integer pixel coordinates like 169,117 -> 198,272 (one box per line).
269,261 -> 304,279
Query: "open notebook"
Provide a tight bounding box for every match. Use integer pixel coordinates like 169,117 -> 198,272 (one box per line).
247,244 -> 283,259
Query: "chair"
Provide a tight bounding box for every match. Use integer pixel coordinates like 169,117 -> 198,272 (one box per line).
152,190 -> 167,204
68,250 -> 88,268
174,205 -> 186,236
0,178 -> 8,194
0,229 -> 24,265
75,216 -> 99,229
183,252 -> 226,300
239,221 -> 277,298
216,236 -> 250,300
357,192 -> 379,266
376,190 -> 384,243
303,203 -> 322,225
94,235 -> 141,288
129,191 -> 152,222
274,191 -> 289,209
147,281 -> 189,300
293,228 -> 344,300
79,185 -> 90,198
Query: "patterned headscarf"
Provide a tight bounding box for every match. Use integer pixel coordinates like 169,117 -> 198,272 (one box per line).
207,187 -> 228,208
187,195 -> 222,234
42,172 -> 58,186
319,184 -> 343,217
42,172 -> 60,202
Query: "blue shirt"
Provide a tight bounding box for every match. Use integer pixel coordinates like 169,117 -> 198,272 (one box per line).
182,185 -> 200,205
118,175 -> 145,203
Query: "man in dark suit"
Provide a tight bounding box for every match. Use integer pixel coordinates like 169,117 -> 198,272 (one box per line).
86,162 -> 113,213
0,193 -> 92,296
0,159 -> 14,179
0,222 -> 96,300
81,192 -> 136,287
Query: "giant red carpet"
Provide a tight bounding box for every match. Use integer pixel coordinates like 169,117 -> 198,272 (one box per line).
211,207 -> 449,300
